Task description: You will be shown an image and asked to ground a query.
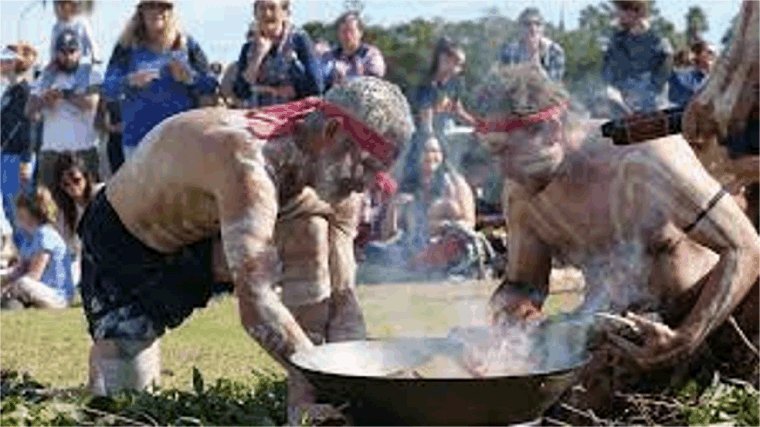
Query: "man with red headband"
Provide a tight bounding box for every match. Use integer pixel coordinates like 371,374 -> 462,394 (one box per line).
475,64 -> 758,383
77,76 -> 413,422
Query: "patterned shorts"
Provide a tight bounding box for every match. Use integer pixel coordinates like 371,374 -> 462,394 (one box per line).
78,190 -> 215,341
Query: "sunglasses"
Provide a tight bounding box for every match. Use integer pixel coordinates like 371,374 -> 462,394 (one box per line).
62,174 -> 84,188
58,48 -> 79,55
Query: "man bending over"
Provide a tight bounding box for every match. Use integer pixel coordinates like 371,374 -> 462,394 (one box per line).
77,77 -> 413,422
473,64 -> 758,372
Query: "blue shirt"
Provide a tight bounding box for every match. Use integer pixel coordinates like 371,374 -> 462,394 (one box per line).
668,68 -> 707,108
19,224 -> 74,302
102,37 -> 218,148
602,29 -> 672,112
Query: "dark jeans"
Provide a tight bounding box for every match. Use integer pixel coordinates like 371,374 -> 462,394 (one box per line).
107,132 -> 124,173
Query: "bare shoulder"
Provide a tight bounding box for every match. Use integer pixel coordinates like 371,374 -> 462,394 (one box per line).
615,135 -> 714,182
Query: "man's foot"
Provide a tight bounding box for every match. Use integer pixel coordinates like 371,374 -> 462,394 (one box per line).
0,296 -> 24,310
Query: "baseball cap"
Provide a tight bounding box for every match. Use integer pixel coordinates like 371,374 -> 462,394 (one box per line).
55,29 -> 80,52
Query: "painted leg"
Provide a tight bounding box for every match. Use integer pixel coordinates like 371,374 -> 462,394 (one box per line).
87,338 -> 161,396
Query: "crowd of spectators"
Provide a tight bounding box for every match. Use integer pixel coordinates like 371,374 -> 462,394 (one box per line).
0,0 -> 723,307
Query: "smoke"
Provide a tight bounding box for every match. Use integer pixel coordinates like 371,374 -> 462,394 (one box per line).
441,237 -> 657,378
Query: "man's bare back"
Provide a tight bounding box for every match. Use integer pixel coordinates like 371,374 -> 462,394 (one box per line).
78,78 -> 415,423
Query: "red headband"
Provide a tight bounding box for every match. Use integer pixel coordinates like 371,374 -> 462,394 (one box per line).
245,98 -> 400,195
475,102 -> 567,134
245,98 -> 398,166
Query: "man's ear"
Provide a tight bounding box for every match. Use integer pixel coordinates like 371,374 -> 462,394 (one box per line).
323,117 -> 343,143
321,117 -> 343,147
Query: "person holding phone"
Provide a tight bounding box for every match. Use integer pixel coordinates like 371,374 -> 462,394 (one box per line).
26,29 -> 101,191
102,0 -> 218,160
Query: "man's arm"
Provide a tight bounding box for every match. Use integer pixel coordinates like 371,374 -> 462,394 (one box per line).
67,92 -> 99,114
488,195 -> 552,322
216,135 -> 313,364
614,142 -> 760,368
364,45 -> 386,78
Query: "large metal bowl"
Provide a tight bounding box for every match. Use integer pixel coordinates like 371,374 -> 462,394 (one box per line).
290,332 -> 587,426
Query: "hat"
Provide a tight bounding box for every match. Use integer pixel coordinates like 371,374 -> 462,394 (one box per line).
0,47 -> 18,62
137,0 -> 175,7
55,29 -> 80,52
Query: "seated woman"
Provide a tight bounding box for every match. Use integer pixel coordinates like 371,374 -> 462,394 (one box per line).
52,152 -> 103,285
362,136 -> 493,281
1,186 -> 74,309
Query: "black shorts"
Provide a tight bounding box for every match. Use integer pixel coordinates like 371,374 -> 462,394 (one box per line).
78,190 -> 215,341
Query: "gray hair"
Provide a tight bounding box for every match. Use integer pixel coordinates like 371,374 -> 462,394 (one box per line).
473,63 -> 570,117
311,77 -> 415,150
518,7 -> 544,25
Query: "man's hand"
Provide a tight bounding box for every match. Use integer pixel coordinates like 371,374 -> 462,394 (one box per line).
243,35 -> 274,85
606,312 -> 695,370
167,60 -> 193,84
18,162 -> 32,189
488,282 -> 545,324
128,70 -> 159,88
42,89 -> 63,108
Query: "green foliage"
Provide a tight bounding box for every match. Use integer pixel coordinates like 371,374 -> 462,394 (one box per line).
0,368 -> 287,426
686,6 -> 710,44
679,380 -> 760,426
304,0 -> 688,115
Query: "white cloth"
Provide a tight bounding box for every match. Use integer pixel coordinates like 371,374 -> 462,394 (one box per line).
32,67 -> 102,153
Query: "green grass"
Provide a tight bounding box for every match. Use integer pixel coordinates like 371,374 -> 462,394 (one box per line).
1,279 -> 582,390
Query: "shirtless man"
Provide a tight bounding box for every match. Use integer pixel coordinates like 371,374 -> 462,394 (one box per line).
77,77 -> 413,422
472,64 -> 758,371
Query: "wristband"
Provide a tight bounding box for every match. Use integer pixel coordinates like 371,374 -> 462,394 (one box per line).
503,280 -> 548,304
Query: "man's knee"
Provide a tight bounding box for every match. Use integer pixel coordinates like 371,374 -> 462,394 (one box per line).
327,288 -> 366,342
89,338 -> 161,396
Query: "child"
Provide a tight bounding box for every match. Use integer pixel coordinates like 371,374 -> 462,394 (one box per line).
1,186 -> 74,309
49,0 -> 100,65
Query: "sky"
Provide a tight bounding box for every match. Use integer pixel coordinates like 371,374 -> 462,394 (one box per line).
0,0 -> 743,67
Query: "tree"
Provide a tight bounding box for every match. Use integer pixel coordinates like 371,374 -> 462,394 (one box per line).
686,6 -> 709,44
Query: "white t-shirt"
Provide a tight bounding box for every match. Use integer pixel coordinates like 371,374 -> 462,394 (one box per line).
32,66 -> 102,153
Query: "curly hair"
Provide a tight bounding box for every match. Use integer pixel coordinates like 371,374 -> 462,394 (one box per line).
307,76 -> 415,151
16,186 -> 58,225
472,63 -> 570,117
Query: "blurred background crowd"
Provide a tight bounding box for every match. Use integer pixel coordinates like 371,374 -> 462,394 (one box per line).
0,0 -> 737,309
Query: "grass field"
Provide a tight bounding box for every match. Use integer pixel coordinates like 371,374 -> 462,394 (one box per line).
3,274 -> 758,426
0,275 -> 583,391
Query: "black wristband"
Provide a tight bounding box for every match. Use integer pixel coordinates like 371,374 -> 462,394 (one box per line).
503,280 -> 548,304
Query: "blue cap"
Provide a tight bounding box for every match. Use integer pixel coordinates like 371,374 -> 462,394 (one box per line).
55,29 -> 80,52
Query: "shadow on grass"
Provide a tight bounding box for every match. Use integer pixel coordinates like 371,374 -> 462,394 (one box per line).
1,367 -> 287,426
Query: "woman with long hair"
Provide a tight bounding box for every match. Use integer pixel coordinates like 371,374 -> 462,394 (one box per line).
1,186 -> 74,309
52,152 -> 102,244
102,0 -> 218,160
411,37 -> 477,172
